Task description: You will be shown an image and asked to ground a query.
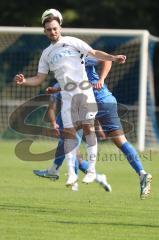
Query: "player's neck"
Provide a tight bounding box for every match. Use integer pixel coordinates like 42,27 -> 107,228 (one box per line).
52,35 -> 63,44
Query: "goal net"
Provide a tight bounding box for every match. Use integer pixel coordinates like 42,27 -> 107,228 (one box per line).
0,26 -> 158,151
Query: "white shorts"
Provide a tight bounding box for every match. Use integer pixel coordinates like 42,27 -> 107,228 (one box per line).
61,88 -> 97,128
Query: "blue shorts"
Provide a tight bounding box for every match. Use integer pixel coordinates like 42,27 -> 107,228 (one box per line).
96,95 -> 123,133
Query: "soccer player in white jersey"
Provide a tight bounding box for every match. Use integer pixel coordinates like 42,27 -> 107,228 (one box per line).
15,8 -> 126,187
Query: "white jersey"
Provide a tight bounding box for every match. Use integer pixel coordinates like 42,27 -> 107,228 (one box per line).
38,36 -> 92,91
38,36 -> 97,127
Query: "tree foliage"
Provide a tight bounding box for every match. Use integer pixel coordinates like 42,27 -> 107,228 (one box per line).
0,0 -> 159,35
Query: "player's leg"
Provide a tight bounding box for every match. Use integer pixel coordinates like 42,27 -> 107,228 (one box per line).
82,121 -> 98,183
97,96 -> 143,176
109,132 -> 152,199
70,88 -> 98,184
94,119 -> 107,141
62,127 -> 79,186
33,137 -> 65,179
76,148 -> 111,192
109,132 -> 144,173
47,137 -> 65,178
33,113 -> 65,179
59,95 -> 80,186
97,95 -> 152,198
52,113 -> 66,174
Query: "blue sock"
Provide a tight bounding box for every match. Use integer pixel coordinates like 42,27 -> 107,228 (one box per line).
54,138 -> 65,168
75,159 -> 79,175
79,160 -> 89,173
121,142 -> 144,174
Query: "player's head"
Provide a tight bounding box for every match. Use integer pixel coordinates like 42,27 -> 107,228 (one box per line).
41,9 -> 63,42
41,9 -> 63,26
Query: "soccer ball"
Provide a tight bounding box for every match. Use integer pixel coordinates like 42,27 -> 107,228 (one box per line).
41,9 -> 63,25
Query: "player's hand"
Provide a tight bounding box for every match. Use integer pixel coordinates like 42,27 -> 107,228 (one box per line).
116,55 -> 126,64
15,74 -> 26,85
46,87 -> 61,94
93,79 -> 104,90
52,122 -> 60,137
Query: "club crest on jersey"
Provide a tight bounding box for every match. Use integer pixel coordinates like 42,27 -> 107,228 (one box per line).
50,50 -> 72,64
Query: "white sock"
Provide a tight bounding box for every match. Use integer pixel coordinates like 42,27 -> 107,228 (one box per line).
66,150 -> 76,175
85,140 -> 97,173
96,173 -> 102,183
64,138 -> 78,175
139,170 -> 146,180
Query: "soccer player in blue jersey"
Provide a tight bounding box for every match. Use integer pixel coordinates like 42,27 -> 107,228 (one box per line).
85,57 -> 152,199
34,56 -> 152,199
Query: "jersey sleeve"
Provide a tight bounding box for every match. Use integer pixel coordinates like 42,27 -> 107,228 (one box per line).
38,51 -> 49,74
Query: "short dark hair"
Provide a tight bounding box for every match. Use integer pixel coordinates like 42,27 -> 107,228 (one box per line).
42,15 -> 61,27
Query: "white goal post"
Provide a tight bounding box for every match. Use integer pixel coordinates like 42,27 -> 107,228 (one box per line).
0,26 -> 158,151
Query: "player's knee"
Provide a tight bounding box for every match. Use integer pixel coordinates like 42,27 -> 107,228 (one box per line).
64,138 -> 79,154
85,132 -> 97,146
82,121 -> 95,135
62,127 -> 76,139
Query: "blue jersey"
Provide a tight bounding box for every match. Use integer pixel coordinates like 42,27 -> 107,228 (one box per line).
50,59 -> 121,133
50,58 -> 113,128
85,57 -> 112,103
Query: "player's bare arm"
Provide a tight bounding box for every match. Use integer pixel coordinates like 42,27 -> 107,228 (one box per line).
93,61 -> 112,89
88,49 -> 126,64
15,72 -> 47,86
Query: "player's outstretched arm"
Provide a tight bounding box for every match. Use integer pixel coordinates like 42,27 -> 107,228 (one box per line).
88,49 -> 126,64
14,72 -> 47,86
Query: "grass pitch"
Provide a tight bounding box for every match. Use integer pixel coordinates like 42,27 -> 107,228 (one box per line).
0,140 -> 159,240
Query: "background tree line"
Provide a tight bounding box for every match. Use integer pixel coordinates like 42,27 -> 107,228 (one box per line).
0,0 -> 159,36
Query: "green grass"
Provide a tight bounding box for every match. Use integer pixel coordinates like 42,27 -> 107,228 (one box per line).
0,140 -> 159,240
